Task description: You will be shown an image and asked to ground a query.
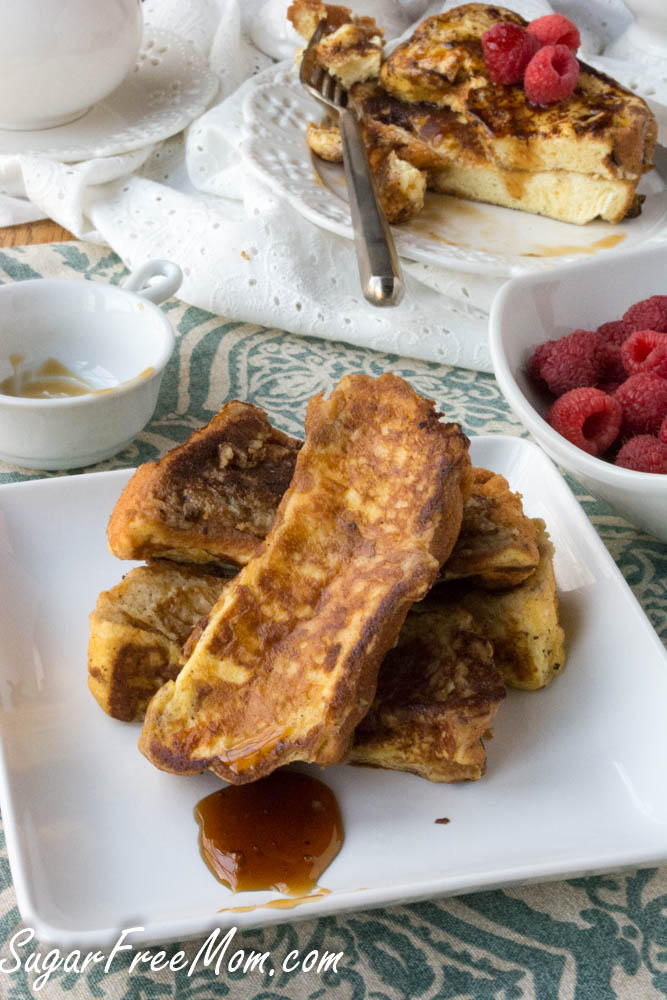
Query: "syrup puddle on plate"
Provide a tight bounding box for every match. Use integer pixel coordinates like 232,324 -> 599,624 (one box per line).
195,770 -> 343,902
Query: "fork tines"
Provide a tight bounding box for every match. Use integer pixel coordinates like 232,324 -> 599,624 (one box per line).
299,19 -> 349,110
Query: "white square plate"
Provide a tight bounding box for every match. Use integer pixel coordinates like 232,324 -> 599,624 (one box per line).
0,435 -> 666,949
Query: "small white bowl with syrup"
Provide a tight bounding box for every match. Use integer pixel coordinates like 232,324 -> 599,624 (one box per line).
0,260 -> 182,470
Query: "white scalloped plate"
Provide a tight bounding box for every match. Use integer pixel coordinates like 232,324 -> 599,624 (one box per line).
0,29 -> 218,163
240,65 -> 667,278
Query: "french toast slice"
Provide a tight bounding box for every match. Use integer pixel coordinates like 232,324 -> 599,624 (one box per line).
88,563 -> 227,723
435,519 -> 565,690
301,3 -> 656,224
349,82 -> 644,225
310,77 -> 646,224
349,605 -> 504,781
441,467 -> 539,588
107,402 -> 301,568
89,565 -> 504,783
139,374 -> 471,783
381,4 -> 656,185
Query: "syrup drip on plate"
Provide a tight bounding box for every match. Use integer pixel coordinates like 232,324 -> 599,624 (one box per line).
522,234 -> 626,257
194,770 -> 343,895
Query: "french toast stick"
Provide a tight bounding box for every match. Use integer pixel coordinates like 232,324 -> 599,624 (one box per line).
435,519 -> 565,690
440,467 -> 539,588
349,605 -> 504,781
107,402 -> 301,567
88,563 -> 228,722
139,373 -> 471,783
90,564 -> 504,782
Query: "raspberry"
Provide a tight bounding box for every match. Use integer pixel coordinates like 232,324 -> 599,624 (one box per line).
527,14 -> 581,52
615,435 -> 667,474
660,415 -> 667,445
623,295 -> 667,334
597,343 -> 627,393
621,329 -> 667,378
524,44 -> 580,105
614,373 -> 667,437
547,387 -> 622,456
481,22 -> 541,85
536,328 -> 606,395
527,339 -> 554,381
596,319 -> 631,347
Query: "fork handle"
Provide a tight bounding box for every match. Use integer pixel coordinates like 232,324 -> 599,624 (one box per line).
339,109 -> 404,308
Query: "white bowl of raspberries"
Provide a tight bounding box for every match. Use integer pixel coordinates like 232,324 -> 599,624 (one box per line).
489,244 -> 667,541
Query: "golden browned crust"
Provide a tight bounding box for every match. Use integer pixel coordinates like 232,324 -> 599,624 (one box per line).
434,519 -> 566,690
349,605 -> 504,781
311,81 -> 620,226
463,68 -> 656,183
139,374 -> 471,783
352,81 -> 488,172
288,0 -> 382,43
441,467 -> 539,588
88,563 -> 227,722
107,402 -> 301,567
317,22 -> 383,88
112,404 -> 538,592
381,4 -> 523,108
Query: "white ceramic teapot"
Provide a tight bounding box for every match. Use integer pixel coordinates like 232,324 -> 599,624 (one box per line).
0,0 -> 143,130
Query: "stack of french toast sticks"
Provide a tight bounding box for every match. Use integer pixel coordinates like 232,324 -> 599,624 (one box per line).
88,374 -> 565,784
288,1 -> 656,225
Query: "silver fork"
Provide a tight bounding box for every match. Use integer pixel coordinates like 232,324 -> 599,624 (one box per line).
299,20 -> 404,307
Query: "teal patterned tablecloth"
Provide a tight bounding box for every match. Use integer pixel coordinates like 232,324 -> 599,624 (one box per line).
0,243 -> 665,1000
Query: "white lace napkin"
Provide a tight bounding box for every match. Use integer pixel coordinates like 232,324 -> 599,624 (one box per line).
0,0 -> 657,372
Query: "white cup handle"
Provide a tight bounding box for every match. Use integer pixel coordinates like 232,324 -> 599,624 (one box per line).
121,259 -> 183,304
